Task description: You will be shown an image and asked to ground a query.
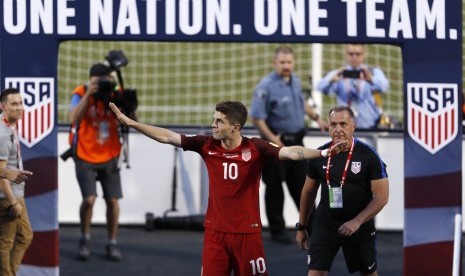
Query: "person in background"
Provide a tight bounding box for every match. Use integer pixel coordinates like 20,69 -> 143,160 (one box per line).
110,100 -> 346,276
69,63 -> 123,261
0,88 -> 34,276
250,45 -> 326,244
317,44 -> 389,129
296,106 -> 389,276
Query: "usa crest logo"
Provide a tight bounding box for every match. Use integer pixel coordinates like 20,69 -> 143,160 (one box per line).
407,83 -> 458,154
351,162 -> 361,174
241,148 -> 251,161
5,77 -> 55,148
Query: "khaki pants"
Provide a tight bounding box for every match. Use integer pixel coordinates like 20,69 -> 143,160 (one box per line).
0,198 -> 33,276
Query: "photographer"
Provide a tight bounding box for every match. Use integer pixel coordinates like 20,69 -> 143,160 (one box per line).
69,63 -> 124,262
317,44 -> 389,129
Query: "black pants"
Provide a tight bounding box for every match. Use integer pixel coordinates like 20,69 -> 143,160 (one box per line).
262,136 -> 314,235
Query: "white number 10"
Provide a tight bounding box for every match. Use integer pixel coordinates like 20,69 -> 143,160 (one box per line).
249,257 -> 266,275
222,162 -> 238,180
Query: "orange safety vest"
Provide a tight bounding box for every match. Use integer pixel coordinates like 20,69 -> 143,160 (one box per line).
70,85 -> 121,164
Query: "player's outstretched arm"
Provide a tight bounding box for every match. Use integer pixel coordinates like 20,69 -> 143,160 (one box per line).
109,102 -> 182,147
0,168 -> 33,183
278,140 -> 348,160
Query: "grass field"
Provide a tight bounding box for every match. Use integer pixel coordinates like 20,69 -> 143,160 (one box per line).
56,42 -> 406,127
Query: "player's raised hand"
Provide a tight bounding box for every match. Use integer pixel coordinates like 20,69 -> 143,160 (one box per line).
4,169 -> 33,183
329,140 -> 349,156
109,102 -> 135,126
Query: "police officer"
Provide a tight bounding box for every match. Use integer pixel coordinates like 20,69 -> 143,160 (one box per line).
250,45 -> 326,243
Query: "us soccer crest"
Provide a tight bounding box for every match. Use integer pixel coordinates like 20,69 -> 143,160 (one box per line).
407,83 -> 458,154
241,148 -> 251,161
351,162 -> 361,174
5,77 -> 55,148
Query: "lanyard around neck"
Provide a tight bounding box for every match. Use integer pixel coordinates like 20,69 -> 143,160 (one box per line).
325,137 -> 355,187
2,116 -> 22,170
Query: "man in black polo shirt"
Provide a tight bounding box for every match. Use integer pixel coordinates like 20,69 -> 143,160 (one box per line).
296,106 -> 389,275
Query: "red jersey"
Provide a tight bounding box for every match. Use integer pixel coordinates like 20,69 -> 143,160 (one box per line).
181,135 -> 280,233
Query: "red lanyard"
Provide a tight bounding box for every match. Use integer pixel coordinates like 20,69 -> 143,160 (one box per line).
2,116 -> 22,170
325,137 -> 355,187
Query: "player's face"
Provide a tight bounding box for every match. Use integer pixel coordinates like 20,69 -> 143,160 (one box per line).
328,111 -> 355,145
345,45 -> 365,68
273,52 -> 295,79
1,93 -> 24,123
211,111 -> 235,140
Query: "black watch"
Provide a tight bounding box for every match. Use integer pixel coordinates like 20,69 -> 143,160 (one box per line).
295,222 -> 307,231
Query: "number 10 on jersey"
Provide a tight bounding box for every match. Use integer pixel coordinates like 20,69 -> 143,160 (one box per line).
222,162 -> 238,180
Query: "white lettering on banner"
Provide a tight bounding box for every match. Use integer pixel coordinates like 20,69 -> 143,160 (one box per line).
3,0 -> 75,35
4,78 -> 55,148
90,0 -> 113,35
416,0 -> 445,39
31,0 -> 53,34
366,0 -> 385,38
342,0 -> 362,37
116,0 -> 141,35
407,83 -> 458,154
389,0 -> 413,39
0,0 -> 457,39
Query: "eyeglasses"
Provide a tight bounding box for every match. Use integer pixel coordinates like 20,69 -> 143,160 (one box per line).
347,52 -> 362,56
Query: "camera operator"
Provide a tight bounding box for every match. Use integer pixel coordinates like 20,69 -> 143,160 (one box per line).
317,44 -> 390,129
69,63 -> 124,262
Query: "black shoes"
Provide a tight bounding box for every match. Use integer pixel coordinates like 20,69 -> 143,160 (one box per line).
78,238 -> 90,260
78,239 -> 123,261
106,244 -> 123,262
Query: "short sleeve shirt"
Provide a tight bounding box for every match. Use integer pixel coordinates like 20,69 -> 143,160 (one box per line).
181,135 -> 280,233
250,71 -> 306,133
0,120 -> 25,198
307,138 -> 388,232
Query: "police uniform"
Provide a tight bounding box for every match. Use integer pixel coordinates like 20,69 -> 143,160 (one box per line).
306,138 -> 388,274
250,71 -> 309,238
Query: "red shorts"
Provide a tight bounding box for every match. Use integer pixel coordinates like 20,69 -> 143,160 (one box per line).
201,228 -> 268,276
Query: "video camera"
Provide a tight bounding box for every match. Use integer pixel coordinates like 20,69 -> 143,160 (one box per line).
93,50 -> 138,116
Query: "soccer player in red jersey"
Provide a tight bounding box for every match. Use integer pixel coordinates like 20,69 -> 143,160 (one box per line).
109,100 -> 346,276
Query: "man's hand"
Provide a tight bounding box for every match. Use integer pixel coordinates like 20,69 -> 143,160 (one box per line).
4,169 -> 33,183
338,219 -> 361,237
329,140 -> 349,156
109,102 -> 135,126
296,230 -> 309,251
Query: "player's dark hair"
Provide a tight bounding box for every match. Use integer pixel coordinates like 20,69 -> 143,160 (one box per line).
274,45 -> 294,57
216,101 -> 248,129
0,88 -> 20,103
328,106 -> 355,120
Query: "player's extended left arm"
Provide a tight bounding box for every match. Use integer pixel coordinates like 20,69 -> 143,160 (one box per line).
337,178 -> 389,237
278,140 -> 348,161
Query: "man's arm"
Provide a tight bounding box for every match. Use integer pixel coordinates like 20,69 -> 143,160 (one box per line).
296,176 -> 320,250
278,140 -> 348,161
303,101 -> 327,131
0,161 -> 22,217
0,168 -> 33,183
250,118 -> 283,146
337,178 -> 389,237
109,102 -> 182,147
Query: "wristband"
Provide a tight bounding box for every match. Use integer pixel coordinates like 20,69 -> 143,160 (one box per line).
320,149 -> 329,158
295,222 -> 307,231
